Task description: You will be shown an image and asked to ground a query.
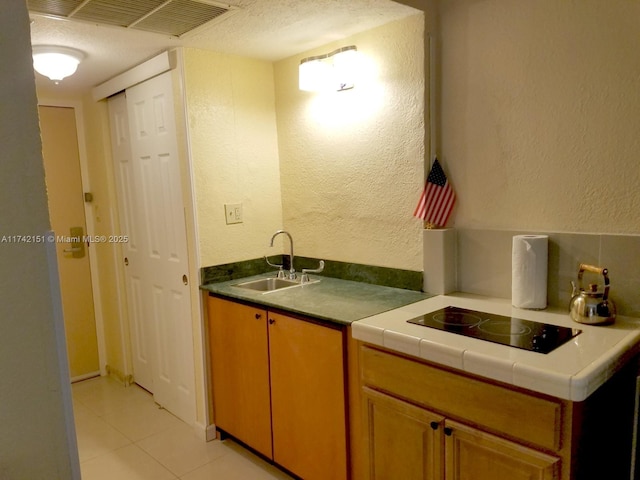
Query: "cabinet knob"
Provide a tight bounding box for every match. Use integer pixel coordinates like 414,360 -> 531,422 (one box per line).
255,313 -> 262,319
430,421 -> 439,430
444,427 -> 453,436
269,318 -> 276,325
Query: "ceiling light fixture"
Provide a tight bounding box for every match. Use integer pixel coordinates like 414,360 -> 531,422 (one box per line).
32,46 -> 84,84
299,45 -> 358,92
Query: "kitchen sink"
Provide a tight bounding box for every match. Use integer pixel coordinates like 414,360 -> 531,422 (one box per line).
232,277 -> 319,294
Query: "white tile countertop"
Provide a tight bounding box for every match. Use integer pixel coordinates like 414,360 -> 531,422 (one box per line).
351,293 -> 640,401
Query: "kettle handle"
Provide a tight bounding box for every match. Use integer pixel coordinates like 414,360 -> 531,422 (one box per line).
579,263 -> 607,277
577,263 -> 610,299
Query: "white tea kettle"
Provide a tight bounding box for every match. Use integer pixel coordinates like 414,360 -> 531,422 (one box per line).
569,264 -> 616,325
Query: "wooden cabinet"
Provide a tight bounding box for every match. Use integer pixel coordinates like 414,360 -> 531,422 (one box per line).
357,344 -> 640,480
207,296 -> 348,480
362,385 -> 560,480
359,343 -> 640,480
208,298 -> 272,457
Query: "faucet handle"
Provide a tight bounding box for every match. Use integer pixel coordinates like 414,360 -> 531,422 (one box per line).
301,260 -> 325,284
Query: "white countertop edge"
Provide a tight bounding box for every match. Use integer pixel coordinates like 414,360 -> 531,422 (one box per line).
462,349 -> 515,385
351,322 -> 385,346
351,293 -> 640,402
570,330 -> 640,401
383,329 -> 421,357
512,363 -> 573,400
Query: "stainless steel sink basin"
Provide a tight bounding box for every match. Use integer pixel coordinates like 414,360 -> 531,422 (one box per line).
232,277 -> 319,294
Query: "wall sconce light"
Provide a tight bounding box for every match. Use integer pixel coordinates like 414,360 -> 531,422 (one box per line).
32,45 -> 84,84
299,45 -> 358,92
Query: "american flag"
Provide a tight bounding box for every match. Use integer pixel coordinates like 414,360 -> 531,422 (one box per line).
413,158 -> 456,227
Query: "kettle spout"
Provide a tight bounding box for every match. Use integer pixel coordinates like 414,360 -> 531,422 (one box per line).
570,280 -> 578,297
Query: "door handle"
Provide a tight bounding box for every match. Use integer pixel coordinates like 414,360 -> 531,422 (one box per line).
63,226 -> 85,258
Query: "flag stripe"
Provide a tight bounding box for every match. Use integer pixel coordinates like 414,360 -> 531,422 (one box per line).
431,185 -> 454,225
423,183 -> 440,217
438,188 -> 455,225
425,183 -> 447,224
413,189 -> 427,218
441,192 -> 455,224
431,186 -> 455,226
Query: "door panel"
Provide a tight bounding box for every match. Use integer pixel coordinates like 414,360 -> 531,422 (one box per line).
126,73 -> 194,423
129,277 -> 149,367
108,93 -> 154,392
208,297 -> 272,457
269,313 -> 348,480
362,387 -> 444,480
39,105 -> 99,380
445,420 -> 560,480
107,71 -> 195,424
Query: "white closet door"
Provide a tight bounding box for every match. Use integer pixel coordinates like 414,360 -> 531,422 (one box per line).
108,93 -> 154,392
108,71 -> 196,425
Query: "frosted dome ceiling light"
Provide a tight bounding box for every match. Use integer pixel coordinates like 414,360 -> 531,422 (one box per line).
32,46 -> 84,83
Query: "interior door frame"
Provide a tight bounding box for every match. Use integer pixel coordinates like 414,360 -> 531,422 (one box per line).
93,48 -> 208,437
38,98 -> 107,378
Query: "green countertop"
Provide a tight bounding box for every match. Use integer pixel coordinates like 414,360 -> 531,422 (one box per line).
201,273 -> 433,325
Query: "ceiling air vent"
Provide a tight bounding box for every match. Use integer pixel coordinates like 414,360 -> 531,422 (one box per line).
28,0 -> 238,37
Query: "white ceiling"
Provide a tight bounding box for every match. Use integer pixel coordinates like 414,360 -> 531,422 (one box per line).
29,0 -> 421,97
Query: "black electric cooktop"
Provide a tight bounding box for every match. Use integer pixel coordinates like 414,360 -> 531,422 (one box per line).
407,306 -> 581,354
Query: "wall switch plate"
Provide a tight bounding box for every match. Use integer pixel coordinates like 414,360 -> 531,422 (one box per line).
224,203 -> 243,224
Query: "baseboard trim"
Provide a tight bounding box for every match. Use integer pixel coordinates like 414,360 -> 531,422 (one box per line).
193,421 -> 217,442
70,371 -> 101,383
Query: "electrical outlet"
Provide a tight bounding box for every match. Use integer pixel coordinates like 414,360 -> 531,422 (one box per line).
224,203 -> 243,224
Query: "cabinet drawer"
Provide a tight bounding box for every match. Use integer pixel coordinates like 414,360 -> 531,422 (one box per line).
360,345 -> 563,452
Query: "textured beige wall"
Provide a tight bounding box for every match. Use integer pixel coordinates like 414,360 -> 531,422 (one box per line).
274,14 -> 426,271
438,0 -> 640,234
0,2 -> 76,477
183,49 -> 284,267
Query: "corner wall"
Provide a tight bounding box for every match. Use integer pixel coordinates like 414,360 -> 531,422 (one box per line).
273,13 -> 426,272
438,0 -> 640,234
0,2 -> 78,477
436,1 -> 640,315
182,49 -> 284,267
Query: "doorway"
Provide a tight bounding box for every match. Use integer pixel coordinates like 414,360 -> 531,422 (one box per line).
39,103 -> 105,381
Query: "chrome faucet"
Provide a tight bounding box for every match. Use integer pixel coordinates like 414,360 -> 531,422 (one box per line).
270,230 -> 295,279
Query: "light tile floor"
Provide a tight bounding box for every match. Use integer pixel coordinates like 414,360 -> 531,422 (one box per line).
72,376 -> 294,480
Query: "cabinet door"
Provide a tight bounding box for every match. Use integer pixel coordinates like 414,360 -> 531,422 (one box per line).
362,387 -> 444,480
444,419 -> 560,480
207,297 -> 272,457
268,312 -> 347,480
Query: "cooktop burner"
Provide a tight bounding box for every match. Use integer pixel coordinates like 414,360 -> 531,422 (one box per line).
407,306 -> 581,354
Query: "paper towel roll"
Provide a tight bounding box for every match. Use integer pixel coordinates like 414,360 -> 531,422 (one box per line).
512,235 -> 548,309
